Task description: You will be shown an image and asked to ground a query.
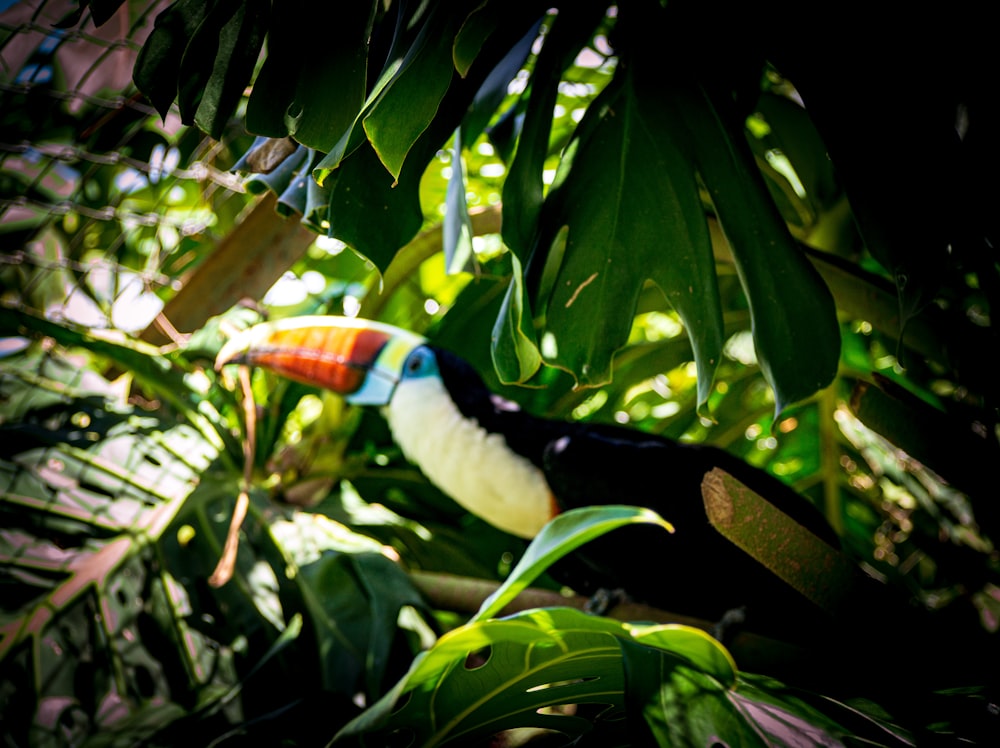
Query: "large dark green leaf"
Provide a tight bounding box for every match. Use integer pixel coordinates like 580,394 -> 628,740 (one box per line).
500,3 -> 607,258
314,5 -> 550,273
187,0 -> 269,138
677,81 -> 840,414
362,10 -> 460,181
518,60 -> 724,408
133,0 -> 269,138
269,517 -> 434,702
132,0 -> 214,119
245,0 -> 373,152
322,141 -> 425,274
313,2 -> 465,185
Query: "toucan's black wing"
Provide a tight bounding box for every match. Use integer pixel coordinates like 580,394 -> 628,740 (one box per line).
541,423 -> 836,544
541,426 -> 713,522
538,425 -> 837,640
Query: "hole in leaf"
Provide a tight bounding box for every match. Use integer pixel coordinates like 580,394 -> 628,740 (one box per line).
526,676 -> 597,692
491,727 -> 568,745
77,478 -> 115,501
537,703 -> 578,718
464,646 -> 492,670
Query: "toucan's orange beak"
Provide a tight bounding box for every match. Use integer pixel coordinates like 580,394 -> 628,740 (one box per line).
215,316 -> 426,405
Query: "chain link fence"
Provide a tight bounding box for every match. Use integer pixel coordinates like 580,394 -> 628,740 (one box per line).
1,0 -> 257,341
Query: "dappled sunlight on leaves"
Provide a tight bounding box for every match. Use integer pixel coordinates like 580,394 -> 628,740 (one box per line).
2,0 -> 998,744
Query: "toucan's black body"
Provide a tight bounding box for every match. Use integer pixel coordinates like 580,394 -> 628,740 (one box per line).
216,317 -> 842,640
434,347 -> 838,641
433,345 -> 1000,715
217,316 -> 1000,730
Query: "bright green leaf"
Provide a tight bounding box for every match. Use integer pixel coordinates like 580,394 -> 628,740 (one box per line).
443,129 -> 475,274
630,625 -> 737,686
491,251 -> 543,383
360,5 -> 463,181
334,608 -> 631,746
473,504 -> 673,622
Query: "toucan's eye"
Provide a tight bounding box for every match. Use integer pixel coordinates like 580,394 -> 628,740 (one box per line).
406,352 -> 423,373
403,346 -> 435,378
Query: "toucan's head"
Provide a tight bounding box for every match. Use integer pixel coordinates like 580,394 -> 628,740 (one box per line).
215,315 -> 435,406
216,315 -> 559,539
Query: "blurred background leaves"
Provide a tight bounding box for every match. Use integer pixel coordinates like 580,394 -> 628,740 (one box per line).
1,0 -> 998,745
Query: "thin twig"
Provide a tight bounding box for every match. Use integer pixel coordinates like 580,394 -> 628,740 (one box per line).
209,365 -> 255,587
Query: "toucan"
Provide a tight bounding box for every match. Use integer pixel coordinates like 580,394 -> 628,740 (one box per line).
216,315 -> 842,642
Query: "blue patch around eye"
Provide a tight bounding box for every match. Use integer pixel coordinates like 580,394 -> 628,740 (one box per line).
403,346 -> 439,379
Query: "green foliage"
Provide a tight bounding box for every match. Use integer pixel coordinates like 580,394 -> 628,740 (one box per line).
0,307 -> 440,745
128,1 -> 851,412
134,0 -> 270,138
336,608 -> 898,747
3,0 -> 998,745
245,1 -> 371,153
333,512 -> 910,746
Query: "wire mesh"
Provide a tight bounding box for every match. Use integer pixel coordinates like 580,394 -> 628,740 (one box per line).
1,0 -> 253,337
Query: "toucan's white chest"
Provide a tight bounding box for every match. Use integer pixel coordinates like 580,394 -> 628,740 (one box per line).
383,376 -> 556,538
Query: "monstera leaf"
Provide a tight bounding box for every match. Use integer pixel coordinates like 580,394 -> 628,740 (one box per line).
333,513 -> 912,747
0,343 -> 232,745
511,57 -> 725,411
0,314 -> 435,745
